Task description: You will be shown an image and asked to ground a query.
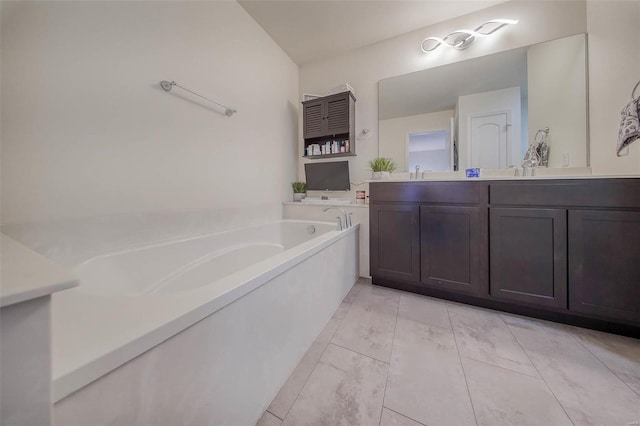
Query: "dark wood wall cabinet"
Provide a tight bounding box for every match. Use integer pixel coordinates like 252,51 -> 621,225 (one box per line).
370,178 -> 640,337
302,91 -> 356,159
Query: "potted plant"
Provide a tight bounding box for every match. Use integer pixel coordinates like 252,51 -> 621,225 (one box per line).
369,157 -> 396,179
291,181 -> 307,202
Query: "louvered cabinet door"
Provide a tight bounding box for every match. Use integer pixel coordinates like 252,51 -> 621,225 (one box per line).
303,100 -> 325,139
326,96 -> 349,134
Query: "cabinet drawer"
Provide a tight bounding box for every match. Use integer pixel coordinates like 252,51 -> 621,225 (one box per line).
370,182 -> 487,204
490,179 -> 640,208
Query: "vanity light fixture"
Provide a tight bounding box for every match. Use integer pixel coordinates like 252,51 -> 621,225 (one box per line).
421,18 -> 518,53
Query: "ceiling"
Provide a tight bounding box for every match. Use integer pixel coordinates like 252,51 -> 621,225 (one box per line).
238,0 -> 506,65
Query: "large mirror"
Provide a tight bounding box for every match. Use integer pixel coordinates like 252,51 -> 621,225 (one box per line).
379,34 -> 588,172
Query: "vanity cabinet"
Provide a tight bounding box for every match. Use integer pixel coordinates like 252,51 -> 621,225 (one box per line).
489,207 -> 567,309
370,178 -> 640,336
421,205 -> 482,295
370,204 -> 420,282
370,181 -> 488,293
569,210 -> 640,323
302,91 -> 356,159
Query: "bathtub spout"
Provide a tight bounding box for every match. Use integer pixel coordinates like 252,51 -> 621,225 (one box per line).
322,206 -> 349,230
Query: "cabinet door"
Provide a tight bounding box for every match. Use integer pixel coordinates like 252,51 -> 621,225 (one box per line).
421,205 -> 481,294
490,208 -> 567,309
303,100 -> 325,139
569,210 -> 640,323
326,96 -> 349,135
370,204 -> 420,283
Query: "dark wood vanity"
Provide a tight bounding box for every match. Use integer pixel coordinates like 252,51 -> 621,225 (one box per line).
369,178 -> 640,337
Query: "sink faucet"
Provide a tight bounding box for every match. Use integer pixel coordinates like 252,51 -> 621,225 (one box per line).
322,206 -> 349,230
414,165 -> 420,180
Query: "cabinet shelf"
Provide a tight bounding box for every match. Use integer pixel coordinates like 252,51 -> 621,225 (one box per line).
303,152 -> 356,160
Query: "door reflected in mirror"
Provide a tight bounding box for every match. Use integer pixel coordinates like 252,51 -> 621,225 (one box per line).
378,33 -> 588,172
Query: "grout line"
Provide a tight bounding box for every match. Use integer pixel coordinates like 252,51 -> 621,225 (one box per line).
571,332 -> 640,399
328,341 -> 390,366
500,315 -> 576,426
382,406 -> 428,426
446,304 -> 479,426
379,295 -> 400,426
459,355 -> 543,380
265,409 -> 284,422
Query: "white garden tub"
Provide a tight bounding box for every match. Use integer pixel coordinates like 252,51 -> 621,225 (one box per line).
52,220 -> 359,425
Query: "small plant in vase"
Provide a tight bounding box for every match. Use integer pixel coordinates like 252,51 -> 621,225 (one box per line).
369,157 -> 396,179
291,182 -> 307,202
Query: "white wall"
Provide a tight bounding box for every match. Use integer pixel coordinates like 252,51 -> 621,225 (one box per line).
527,34 -> 587,168
300,0 -> 640,178
379,110 -> 453,171
1,1 -> 299,225
587,0 -> 640,174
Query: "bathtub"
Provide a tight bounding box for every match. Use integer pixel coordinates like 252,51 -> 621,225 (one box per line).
52,220 -> 359,425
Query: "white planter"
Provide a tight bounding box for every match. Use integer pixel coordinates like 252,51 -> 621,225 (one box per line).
293,192 -> 306,202
371,171 -> 391,180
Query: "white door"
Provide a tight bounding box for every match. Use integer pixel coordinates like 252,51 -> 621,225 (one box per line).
469,112 -> 509,169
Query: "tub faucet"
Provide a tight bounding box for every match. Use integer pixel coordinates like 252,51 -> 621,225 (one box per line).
322,206 -> 348,230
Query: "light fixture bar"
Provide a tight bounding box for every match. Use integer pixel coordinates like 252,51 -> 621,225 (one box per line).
421,18 -> 518,53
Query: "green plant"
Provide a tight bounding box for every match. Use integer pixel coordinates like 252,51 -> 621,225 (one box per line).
291,181 -> 307,193
369,157 -> 396,172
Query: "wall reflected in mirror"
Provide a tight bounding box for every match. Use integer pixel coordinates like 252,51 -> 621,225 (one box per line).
378,33 -> 588,172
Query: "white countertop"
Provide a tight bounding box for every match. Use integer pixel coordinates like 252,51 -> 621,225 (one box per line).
367,175 -> 640,183
1,234 -> 78,307
283,201 -> 369,208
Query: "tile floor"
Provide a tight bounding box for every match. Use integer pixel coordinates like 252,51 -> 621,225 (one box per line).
257,278 -> 640,426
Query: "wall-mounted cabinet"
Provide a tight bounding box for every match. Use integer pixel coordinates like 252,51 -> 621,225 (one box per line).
370,178 -> 640,336
302,91 -> 356,159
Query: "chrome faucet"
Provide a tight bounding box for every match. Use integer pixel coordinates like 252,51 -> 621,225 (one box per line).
414,165 -> 420,180
322,206 -> 349,230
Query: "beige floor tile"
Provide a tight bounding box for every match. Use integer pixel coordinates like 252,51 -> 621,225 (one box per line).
331,284 -> 399,362
333,302 -> 351,320
267,317 -> 340,419
342,281 -> 364,303
256,411 -> 282,426
282,343 -> 387,426
398,292 -> 451,330
504,315 -> 640,426
448,304 -> 538,377
384,317 -> 476,426
379,408 -> 425,426
573,326 -> 640,397
356,276 -> 372,285
463,357 -> 572,426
